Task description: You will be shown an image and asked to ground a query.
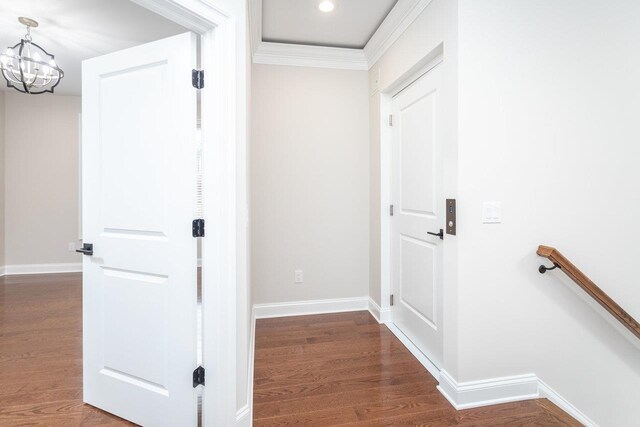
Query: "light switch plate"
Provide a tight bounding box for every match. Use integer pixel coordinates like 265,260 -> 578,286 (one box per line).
482,201 -> 502,223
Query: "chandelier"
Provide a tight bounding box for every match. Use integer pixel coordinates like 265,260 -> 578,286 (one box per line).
0,17 -> 64,95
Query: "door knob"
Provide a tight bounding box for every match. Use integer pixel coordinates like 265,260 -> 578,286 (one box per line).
427,229 -> 444,240
76,243 -> 93,256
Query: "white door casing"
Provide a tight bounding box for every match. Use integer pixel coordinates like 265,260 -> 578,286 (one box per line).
82,32 -> 198,426
390,64 -> 444,368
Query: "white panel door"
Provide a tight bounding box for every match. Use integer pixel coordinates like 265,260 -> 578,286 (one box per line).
391,64 -> 444,368
81,32 -> 198,426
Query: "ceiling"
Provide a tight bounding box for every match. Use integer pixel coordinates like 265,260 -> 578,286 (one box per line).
262,0 -> 398,49
0,0 -> 188,96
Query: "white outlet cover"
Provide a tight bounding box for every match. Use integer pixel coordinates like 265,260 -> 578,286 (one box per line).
294,270 -> 304,283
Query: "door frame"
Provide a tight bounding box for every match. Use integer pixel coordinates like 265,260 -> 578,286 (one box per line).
378,46 -> 444,379
127,1 -> 247,425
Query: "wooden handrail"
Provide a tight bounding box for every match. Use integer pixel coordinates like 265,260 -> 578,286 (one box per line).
537,245 -> 640,340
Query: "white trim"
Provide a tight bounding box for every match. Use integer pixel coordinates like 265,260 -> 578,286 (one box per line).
249,302 -> 596,425
363,0 -> 433,68
379,89 -> 393,315
253,297 -> 369,319
538,378 -> 597,427
1,263 -> 82,276
253,42 -> 368,70
129,1 -> 244,426
248,0 -> 262,57
248,0 -> 431,70
385,322 -> 440,380
436,372 -> 597,425
389,53 -> 443,97
235,405 -> 251,427
367,297 -> 391,324
437,370 -> 539,410
380,52 -> 444,341
78,113 -> 83,240
236,310 -> 256,426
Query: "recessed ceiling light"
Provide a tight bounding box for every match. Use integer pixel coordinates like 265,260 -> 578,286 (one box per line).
318,1 -> 335,12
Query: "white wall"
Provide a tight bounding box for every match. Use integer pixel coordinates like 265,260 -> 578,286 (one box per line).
456,1 -> 640,425
369,0 -> 639,423
251,64 -> 370,305
3,92 -> 81,269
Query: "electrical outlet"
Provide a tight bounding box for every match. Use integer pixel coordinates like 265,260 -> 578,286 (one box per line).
68,242 -> 76,252
294,270 -> 304,284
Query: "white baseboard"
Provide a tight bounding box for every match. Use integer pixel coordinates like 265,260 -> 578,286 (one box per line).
1,263 -> 82,276
253,296 -> 369,319
250,298 -> 595,426
367,298 -> 391,323
236,404 -> 251,427
437,371 -> 598,426
237,310 -> 256,426
437,370 -> 538,410
538,378 -> 597,427
385,322 -> 440,380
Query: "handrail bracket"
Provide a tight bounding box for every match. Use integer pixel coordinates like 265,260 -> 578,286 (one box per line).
538,263 -> 561,274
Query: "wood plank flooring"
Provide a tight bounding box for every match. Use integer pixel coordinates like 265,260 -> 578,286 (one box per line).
1,274 -> 579,426
253,311 -> 580,426
0,273 -> 131,426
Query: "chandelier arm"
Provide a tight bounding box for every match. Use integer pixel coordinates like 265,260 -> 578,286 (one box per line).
17,43 -> 30,93
26,64 -> 41,87
1,68 -> 19,85
8,66 -> 23,84
32,73 -> 52,88
42,73 -> 52,86
3,67 -> 19,84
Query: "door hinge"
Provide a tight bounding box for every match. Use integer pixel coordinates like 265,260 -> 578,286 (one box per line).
390,294 -> 394,306
389,204 -> 394,216
192,69 -> 204,89
193,366 -> 205,387
389,114 -> 393,126
192,219 -> 205,237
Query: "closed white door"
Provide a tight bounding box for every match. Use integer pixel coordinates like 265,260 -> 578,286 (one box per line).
390,64 -> 444,368
81,32 -> 198,426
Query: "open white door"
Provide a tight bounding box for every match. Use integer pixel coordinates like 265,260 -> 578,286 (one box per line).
390,63 -> 444,368
81,32 -> 198,426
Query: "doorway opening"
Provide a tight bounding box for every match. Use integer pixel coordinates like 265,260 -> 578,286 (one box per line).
380,50 -> 446,381
0,0 -> 241,425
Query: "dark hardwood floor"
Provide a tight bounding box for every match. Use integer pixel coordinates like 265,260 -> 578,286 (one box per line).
0,273 -> 131,426
1,274 -> 579,426
253,311 -> 580,426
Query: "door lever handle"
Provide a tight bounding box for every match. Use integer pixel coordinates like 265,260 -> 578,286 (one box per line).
76,243 -> 93,256
427,229 -> 444,240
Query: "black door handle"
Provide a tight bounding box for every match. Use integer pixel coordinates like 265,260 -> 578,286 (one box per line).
427,229 -> 444,240
76,243 -> 93,256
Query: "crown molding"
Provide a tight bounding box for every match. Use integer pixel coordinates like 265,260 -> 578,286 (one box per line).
248,0 -> 262,55
363,0 -> 433,67
249,0 -> 431,70
253,41 -> 368,70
